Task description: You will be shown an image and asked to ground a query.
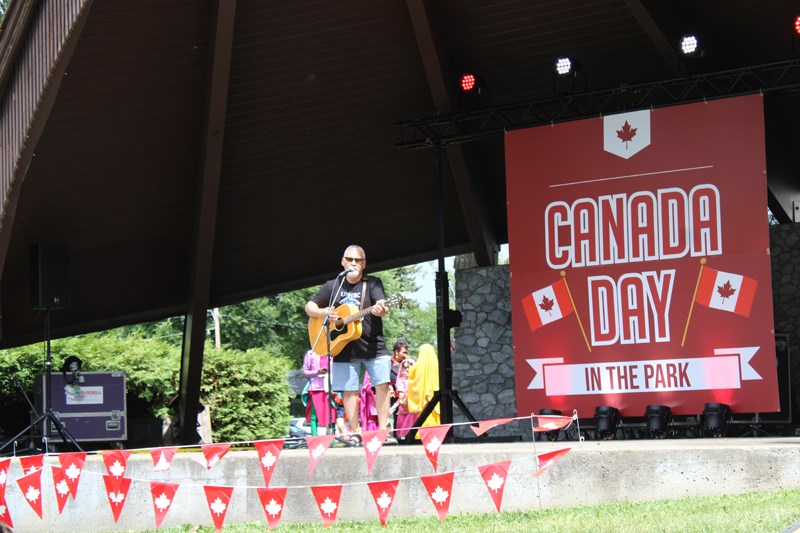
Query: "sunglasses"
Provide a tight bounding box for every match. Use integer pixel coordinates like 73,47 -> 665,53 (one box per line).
344,256 -> 365,263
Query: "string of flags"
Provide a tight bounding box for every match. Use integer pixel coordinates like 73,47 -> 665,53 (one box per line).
0,413 -> 575,530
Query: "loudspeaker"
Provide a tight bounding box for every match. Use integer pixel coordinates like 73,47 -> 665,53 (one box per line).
30,243 -> 70,310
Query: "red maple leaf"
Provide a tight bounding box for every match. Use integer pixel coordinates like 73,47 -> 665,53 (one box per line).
716,280 -> 737,301
616,120 -> 637,148
539,295 -> 555,315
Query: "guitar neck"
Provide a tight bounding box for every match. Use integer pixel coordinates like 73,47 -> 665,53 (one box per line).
340,305 -> 377,326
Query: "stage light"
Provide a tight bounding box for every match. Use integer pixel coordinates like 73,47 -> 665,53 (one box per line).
554,57 -> 573,76
460,73 -> 477,92
680,34 -> 699,55
594,405 -> 620,440
702,402 -> 731,438
538,408 -> 562,442
794,14 -> 800,35
645,405 -> 671,438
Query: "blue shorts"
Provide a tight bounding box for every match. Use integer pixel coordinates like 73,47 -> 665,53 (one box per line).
332,355 -> 392,391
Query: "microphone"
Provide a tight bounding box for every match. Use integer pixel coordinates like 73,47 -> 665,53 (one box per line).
338,267 -> 355,277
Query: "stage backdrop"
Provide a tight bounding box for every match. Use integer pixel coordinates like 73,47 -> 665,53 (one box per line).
505,94 -> 778,417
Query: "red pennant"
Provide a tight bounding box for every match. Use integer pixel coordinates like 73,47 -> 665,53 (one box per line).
150,481 -> 179,529
204,485 -> 234,532
16,467 -> 44,519
532,415 -> 573,433
367,479 -> 399,526
305,434 -> 336,476
200,443 -> 231,470
361,429 -> 388,473
58,451 -> 87,500
478,460 -> 512,512
0,458 -> 11,498
470,418 -> 514,437
420,471 -> 455,522
534,447 -> 571,477
102,474 -> 132,522
310,484 -> 342,528
150,447 -> 178,472
256,486 -> 288,530
0,492 -> 13,528
254,440 -> 284,486
418,425 -> 451,472
51,466 -> 71,514
19,454 -> 45,476
103,449 -> 132,478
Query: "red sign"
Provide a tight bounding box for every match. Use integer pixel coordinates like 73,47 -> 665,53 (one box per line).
505,95 -> 778,417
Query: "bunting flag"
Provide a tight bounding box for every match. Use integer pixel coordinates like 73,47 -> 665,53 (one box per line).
470,418 -> 514,437
0,492 -> 13,529
103,474 -> 132,522
58,451 -> 87,499
533,447 -> 571,477
254,439 -> 284,486
19,454 -> 45,476
367,479 -> 399,526
419,425 -> 452,472
16,467 -> 44,519
521,278 -> 574,332
478,460 -> 512,512
150,447 -> 178,472
203,485 -> 234,532
305,434 -> 336,476
420,471 -> 455,522
150,481 -> 179,529
51,466 -> 71,514
256,486 -> 288,530
103,449 -> 132,478
695,266 -> 757,317
310,484 -> 343,528
193,443 -> 231,470
361,429 -> 389,473
0,458 -> 10,497
532,415 -> 573,433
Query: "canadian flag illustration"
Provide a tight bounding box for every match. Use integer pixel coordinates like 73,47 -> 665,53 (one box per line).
521,278 -> 574,332
695,267 -> 757,317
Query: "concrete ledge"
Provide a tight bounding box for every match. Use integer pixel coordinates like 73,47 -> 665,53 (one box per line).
4,437 -> 800,532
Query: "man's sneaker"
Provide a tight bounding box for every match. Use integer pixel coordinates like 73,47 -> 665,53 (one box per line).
384,435 -> 399,445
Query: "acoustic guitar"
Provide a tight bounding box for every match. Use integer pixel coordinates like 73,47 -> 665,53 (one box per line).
308,293 -> 404,356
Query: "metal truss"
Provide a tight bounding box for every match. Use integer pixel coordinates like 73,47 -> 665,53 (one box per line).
396,59 -> 800,149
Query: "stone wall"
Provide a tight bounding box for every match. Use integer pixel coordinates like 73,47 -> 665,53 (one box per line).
452,222 -> 800,438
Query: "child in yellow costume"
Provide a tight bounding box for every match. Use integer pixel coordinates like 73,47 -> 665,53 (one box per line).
405,343 -> 440,429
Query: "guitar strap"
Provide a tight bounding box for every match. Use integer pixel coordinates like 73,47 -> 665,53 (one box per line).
360,279 -> 367,310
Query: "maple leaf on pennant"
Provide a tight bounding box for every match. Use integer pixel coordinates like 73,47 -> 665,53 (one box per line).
431,486 -> 449,506
0,469 -> 6,486
265,498 -> 282,517
108,460 -> 125,478
210,497 -> 227,516
717,280 -> 737,301
616,120 -> 637,148
376,491 -> 392,510
56,479 -> 70,496
487,472 -> 505,492
538,295 -> 555,315
65,463 -> 81,480
320,496 -> 337,516
109,491 -> 125,505
260,450 -> 277,469
311,443 -> 327,459
154,492 -> 171,511
366,436 -> 382,455
425,436 -> 442,455
25,485 -> 40,503
154,454 -> 170,471
0,505 -> 5,516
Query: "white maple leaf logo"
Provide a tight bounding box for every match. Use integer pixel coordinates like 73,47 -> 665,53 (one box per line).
25,485 -> 40,503
206,454 -> 220,468
376,491 -> 392,510
425,436 -> 442,455
319,496 -> 337,516
109,460 -> 125,477
0,504 -> 5,516
311,443 -> 327,459
538,458 -> 554,470
431,485 -> 449,506
25,465 -> 38,475
56,479 -> 70,496
260,450 -> 277,469
366,436 -> 382,455
487,472 -> 505,492
154,453 -> 170,471
0,468 -> 6,486
154,492 -> 171,511
210,497 -> 227,516
265,498 -> 282,517
65,462 -> 81,480
109,490 -> 125,505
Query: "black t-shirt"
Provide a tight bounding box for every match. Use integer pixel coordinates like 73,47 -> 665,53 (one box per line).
310,275 -> 389,362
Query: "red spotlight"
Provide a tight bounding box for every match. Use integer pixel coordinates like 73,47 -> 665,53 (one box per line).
460,73 -> 476,92
794,14 -> 800,35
